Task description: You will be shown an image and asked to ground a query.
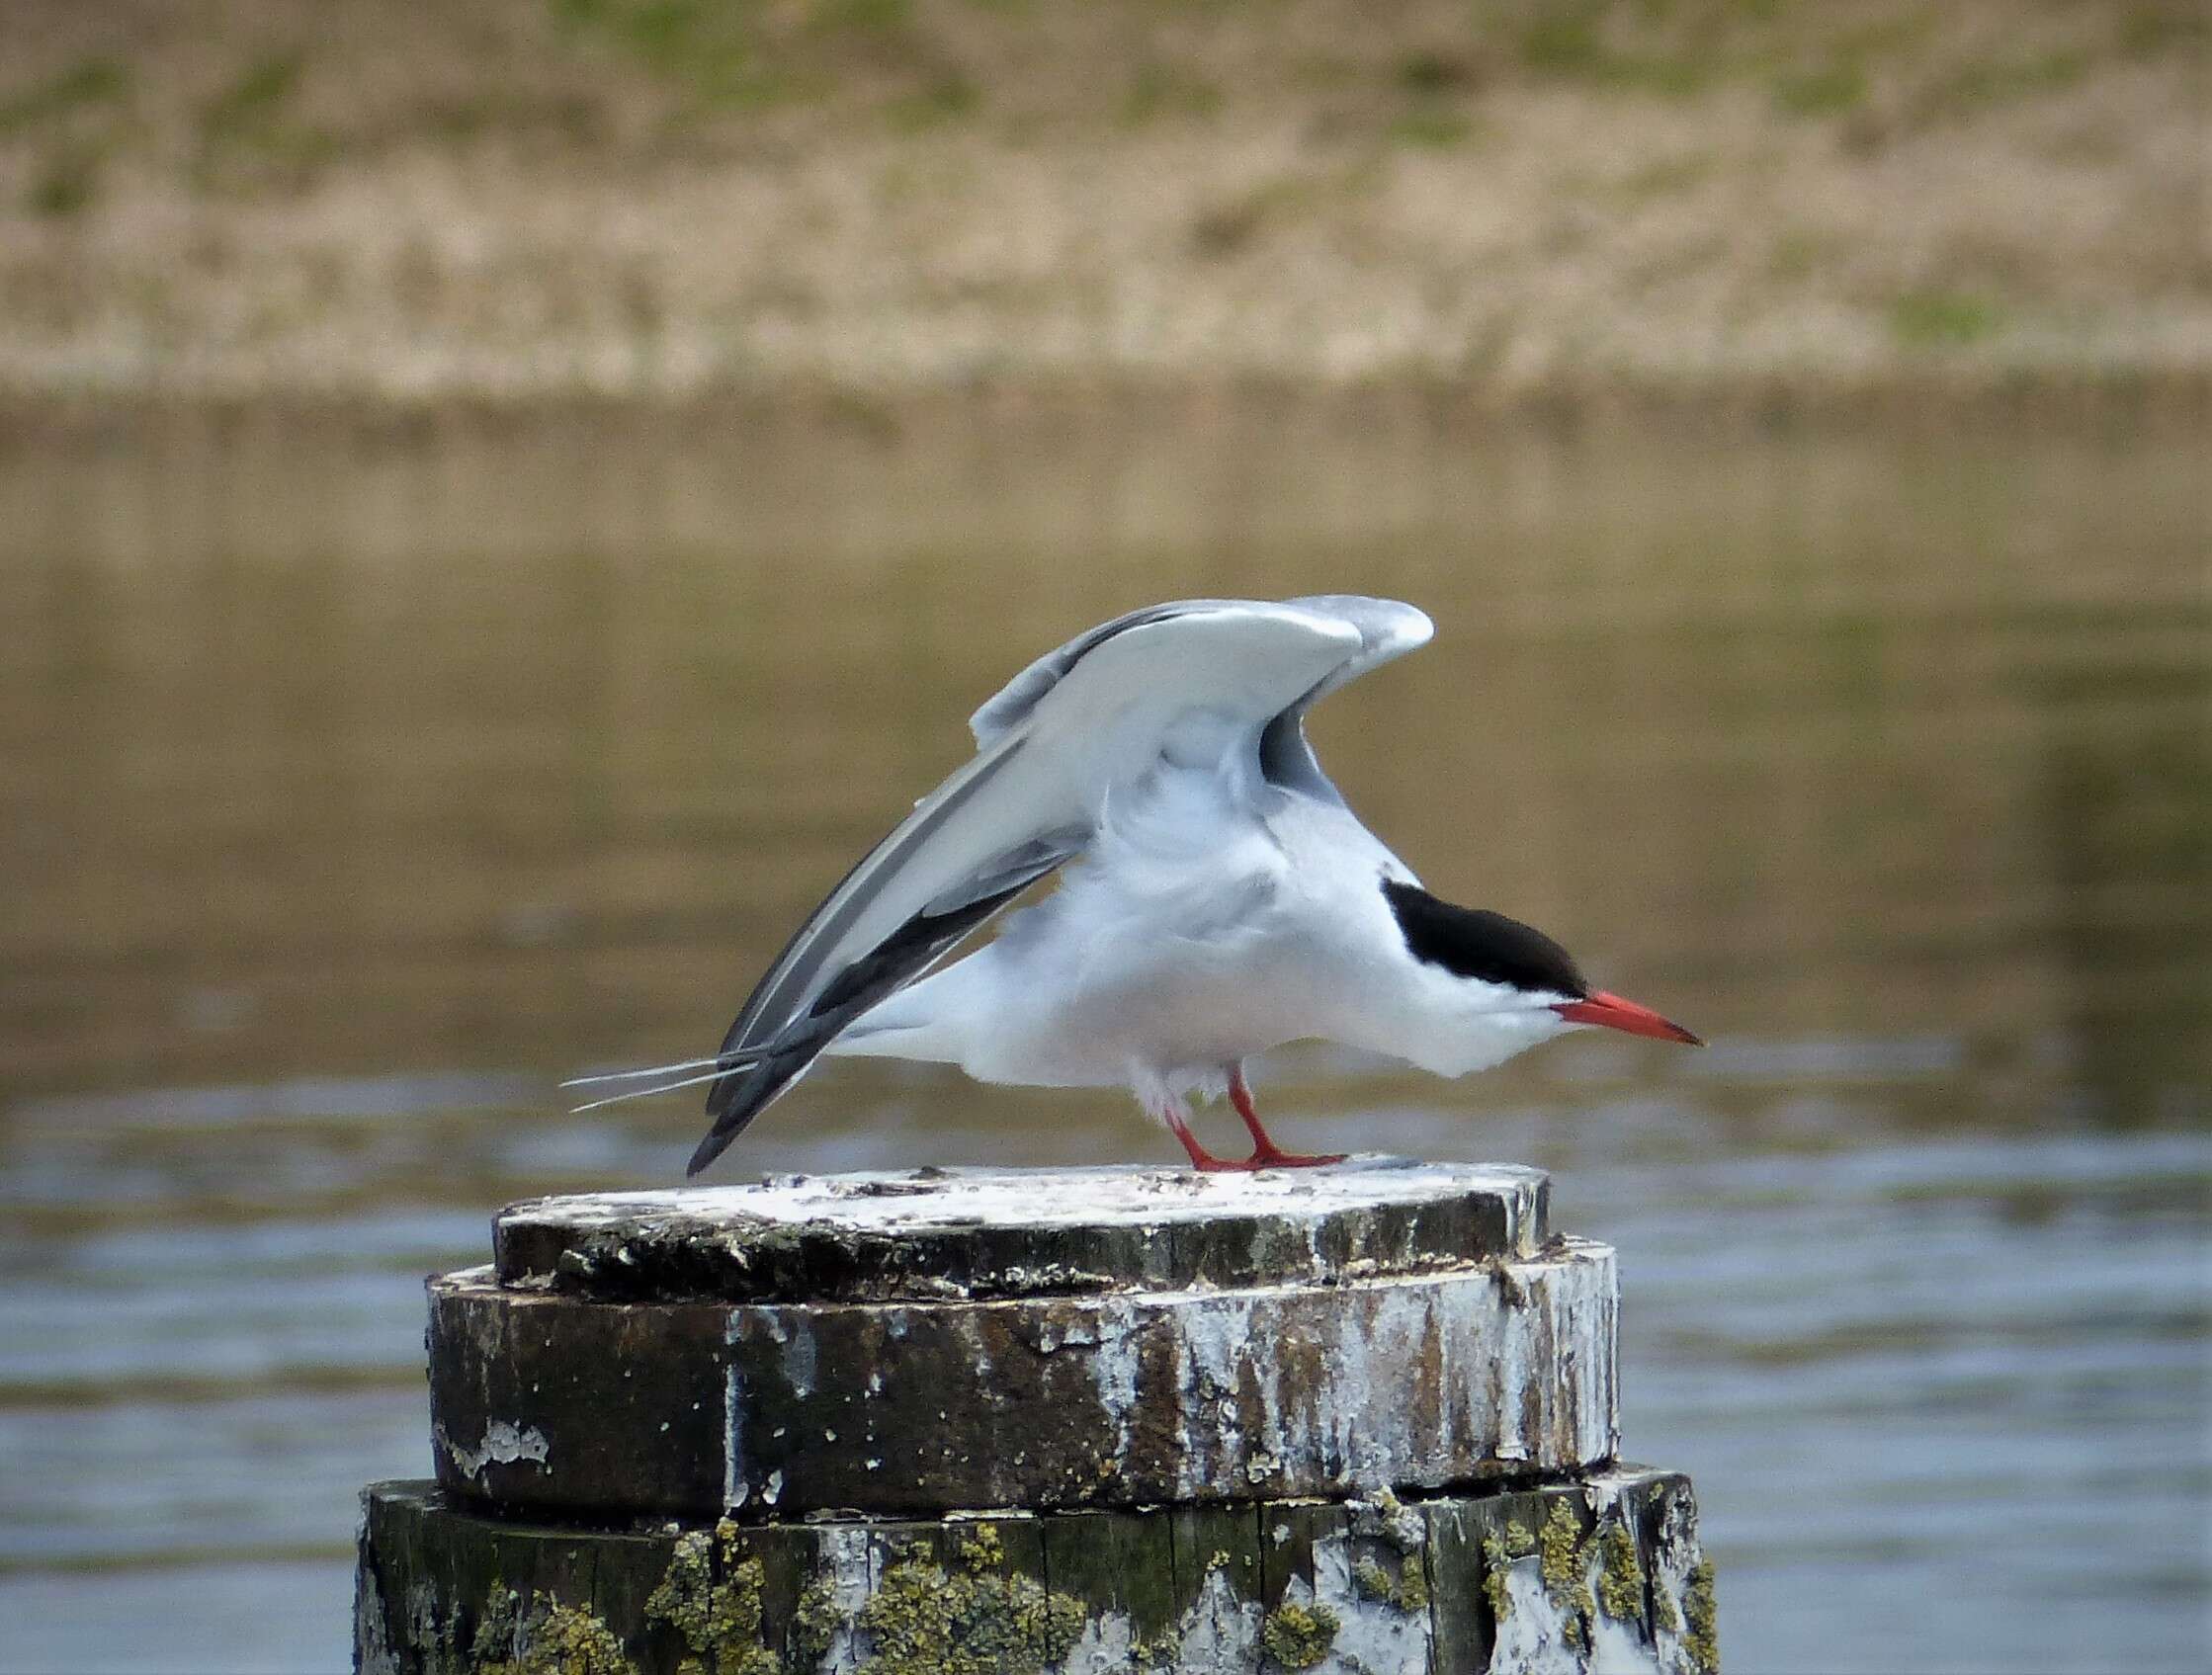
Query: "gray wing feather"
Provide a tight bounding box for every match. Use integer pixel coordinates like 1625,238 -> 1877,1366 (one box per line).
1255,594 -> 1434,801
966,599 -> 1237,746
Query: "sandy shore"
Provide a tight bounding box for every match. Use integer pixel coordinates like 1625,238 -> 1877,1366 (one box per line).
1,0 -> 2204,408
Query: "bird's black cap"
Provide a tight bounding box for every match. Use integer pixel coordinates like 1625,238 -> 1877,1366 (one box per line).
1381,879 -> 1590,999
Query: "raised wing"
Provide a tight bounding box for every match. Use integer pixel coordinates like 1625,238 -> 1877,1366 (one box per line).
688,595 -> 1432,1172
1253,594 -> 1435,802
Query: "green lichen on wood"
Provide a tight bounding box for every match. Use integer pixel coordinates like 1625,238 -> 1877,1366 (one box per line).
1595,1519 -> 1647,1622
792,1574 -> 840,1664
1654,1583 -> 1682,1634
854,1524 -> 1086,1675
468,1584 -> 525,1667
1538,1501 -> 1595,1649
1395,1552 -> 1430,1613
1503,1519 -> 1536,1559
1259,1602 -> 1339,1669
1350,1551 -> 1428,1613
468,1584 -> 638,1675
1682,1556 -> 1721,1673
1130,1635 -> 1176,1671
1479,1534 -> 1512,1622
510,1604 -> 638,1675
1352,1555 -> 1393,1603
643,1519 -> 778,1675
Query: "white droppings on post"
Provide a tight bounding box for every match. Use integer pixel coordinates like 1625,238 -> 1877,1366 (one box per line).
1082,1246 -> 1618,1498
1088,1294 -> 1143,1466
1168,1557 -> 1265,1672
403,1582 -> 445,1663
1337,1280 -> 1445,1484
1591,1618 -> 1662,1675
1596,1257 -> 1624,1461
1640,1468 -> 1708,1675
1492,1549 -> 1581,1675
809,1525 -> 875,1675
1170,1294 -> 1250,1495
1318,1286 -> 1365,1482
432,1419 -> 549,1482
1312,1528 -> 1428,1675
352,1551 -> 397,1675
959,1306 -> 994,1381
723,1312 -> 746,1509
786,1312 -> 817,1397
1061,1609 -> 1137,1675
1585,1475 -> 1657,1675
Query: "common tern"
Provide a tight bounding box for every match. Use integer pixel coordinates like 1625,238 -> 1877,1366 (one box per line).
568,596 -> 1699,1174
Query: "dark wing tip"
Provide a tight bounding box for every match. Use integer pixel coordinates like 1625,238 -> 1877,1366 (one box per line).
685,1124 -> 734,1178
683,878 -> 1043,1178
689,1052 -> 780,1177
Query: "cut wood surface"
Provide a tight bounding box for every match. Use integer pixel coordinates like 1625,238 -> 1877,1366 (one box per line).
490,1159 -> 1551,1301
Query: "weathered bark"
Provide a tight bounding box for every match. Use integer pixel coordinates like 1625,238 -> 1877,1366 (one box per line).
358,1468 -> 1716,1675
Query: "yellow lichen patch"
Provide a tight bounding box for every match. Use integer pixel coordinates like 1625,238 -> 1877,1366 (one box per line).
1259,1601 -> 1339,1669
1596,1519 -> 1647,1622
1350,1551 -> 1429,1614
1397,1553 -> 1430,1613
960,1524 -> 1006,1572
470,1590 -> 638,1675
1351,1554 -> 1393,1603
468,1584 -> 524,1666
1479,1535 -> 1512,1623
854,1527 -> 1087,1675
520,1604 -> 638,1675
1131,1634 -> 1176,1671
792,1574 -> 841,1665
643,1519 -> 779,1675
1537,1501 -> 1595,1650
1683,1556 -> 1721,1673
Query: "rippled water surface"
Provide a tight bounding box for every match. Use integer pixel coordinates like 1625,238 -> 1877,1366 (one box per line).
0,403 -> 2205,1672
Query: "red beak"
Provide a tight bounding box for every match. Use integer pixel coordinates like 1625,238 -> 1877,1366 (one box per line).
1552,990 -> 1702,1046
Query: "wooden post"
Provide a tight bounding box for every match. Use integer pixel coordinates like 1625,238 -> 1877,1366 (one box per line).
356,1160 -> 1717,1673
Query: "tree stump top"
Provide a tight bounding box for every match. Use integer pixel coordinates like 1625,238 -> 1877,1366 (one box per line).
491,1157 -> 1550,1303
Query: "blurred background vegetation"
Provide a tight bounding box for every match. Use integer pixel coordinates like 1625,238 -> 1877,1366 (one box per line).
0,0 -> 2204,405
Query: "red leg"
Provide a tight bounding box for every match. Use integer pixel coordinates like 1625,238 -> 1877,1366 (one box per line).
1159,1101 -> 1243,1173
1229,1066 -> 1344,1169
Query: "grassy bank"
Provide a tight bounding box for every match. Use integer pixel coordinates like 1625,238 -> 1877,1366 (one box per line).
0,0 -> 2204,406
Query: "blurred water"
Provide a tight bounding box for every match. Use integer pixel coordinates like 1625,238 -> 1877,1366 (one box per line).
0,403 -> 2205,1673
